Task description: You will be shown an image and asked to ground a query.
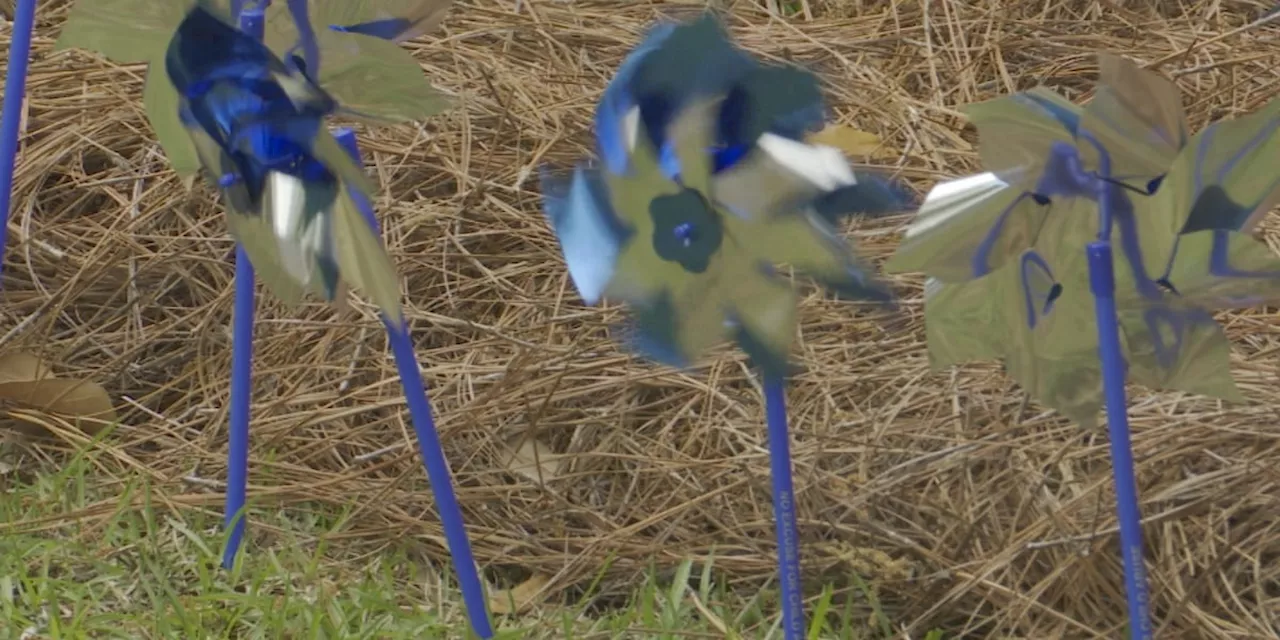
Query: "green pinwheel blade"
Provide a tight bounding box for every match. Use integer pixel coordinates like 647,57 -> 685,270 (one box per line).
330,185 -> 404,321
921,196 -> 1109,425
1006,239 -> 1106,424
260,170 -> 346,303
55,0 -> 208,62
602,114 -> 688,304
264,3 -> 452,124
143,65 -> 202,177
731,209 -> 888,302
1121,305 -> 1243,403
1162,95 -> 1280,236
730,273 -> 799,377
1077,54 -> 1188,189
884,170 -> 1052,281
962,87 -> 1080,184
1157,229 -> 1280,310
922,276 -> 1009,368
667,100 -> 718,195
1134,95 -> 1280,279
309,130 -> 378,196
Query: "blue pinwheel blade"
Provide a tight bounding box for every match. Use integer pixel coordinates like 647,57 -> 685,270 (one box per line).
812,171 -> 914,224
541,166 -> 630,305
596,13 -> 827,177
595,14 -> 753,175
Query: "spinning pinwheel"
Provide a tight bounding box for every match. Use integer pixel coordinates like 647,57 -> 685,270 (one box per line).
49,1 -> 494,636
886,55 -> 1280,639
542,15 -> 901,638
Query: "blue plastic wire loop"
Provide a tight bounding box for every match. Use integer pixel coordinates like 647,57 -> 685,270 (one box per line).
1085,240 -> 1153,640
333,128 -> 494,639
221,2 -> 268,571
763,374 -> 805,640
0,0 -> 37,277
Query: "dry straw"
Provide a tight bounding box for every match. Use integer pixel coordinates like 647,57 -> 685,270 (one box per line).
2,0 -> 1279,636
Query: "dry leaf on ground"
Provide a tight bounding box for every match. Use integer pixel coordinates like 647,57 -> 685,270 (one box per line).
502,433 -> 561,483
806,124 -> 895,158
488,573 -> 551,615
0,352 -> 117,436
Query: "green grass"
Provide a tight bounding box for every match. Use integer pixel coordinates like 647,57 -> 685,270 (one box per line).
0,446 -> 941,639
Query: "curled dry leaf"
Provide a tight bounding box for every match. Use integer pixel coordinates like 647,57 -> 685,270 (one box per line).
806,124 -> 895,159
0,352 -> 118,437
488,572 -> 551,615
502,432 -> 561,483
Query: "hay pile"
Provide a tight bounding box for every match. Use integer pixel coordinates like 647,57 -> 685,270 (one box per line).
3,0 -> 1279,636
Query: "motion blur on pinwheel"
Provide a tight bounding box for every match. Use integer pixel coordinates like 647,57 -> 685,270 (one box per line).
885,55 -> 1280,640
54,2 -> 496,638
541,14 -> 904,639
57,0 -> 453,317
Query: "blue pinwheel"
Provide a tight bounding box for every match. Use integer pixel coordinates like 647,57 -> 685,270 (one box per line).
542,14 -> 904,639
49,1 -> 494,637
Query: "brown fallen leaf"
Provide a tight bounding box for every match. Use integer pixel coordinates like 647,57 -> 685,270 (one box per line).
806,124 -> 894,158
488,573 -> 551,615
0,352 -> 54,383
502,433 -> 561,484
0,352 -> 118,437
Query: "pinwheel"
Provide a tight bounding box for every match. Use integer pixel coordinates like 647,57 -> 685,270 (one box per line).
50,1 -> 494,637
886,55 -> 1280,639
541,15 -> 901,638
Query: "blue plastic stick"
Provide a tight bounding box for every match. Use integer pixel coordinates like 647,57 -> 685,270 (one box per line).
762,374 -> 805,640
1085,241 -> 1153,640
333,128 -> 494,639
0,0 -> 37,273
221,2 -> 268,571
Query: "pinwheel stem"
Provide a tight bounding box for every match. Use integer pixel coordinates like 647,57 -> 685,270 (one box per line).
334,128 -> 494,639
1086,241 -> 1153,640
222,248 -> 256,569
0,0 -> 37,278
221,0 -> 268,572
763,374 -> 806,640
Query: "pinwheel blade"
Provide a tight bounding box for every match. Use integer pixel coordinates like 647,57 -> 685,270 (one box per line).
595,14 -> 752,174
712,136 -> 857,221
1164,95 -> 1280,236
1121,304 -> 1242,402
323,0 -> 454,43
143,65 -> 202,177
885,171 -> 1051,281
263,9 -> 452,124
1158,229 -> 1280,310
962,87 -> 1080,182
55,0 -> 204,62
331,185 -> 403,320
732,212 -> 891,303
187,127 -> 310,306
731,274 -> 800,377
540,166 -> 628,305
1077,54 -> 1188,188
922,276 -> 1008,368
666,100 -> 719,193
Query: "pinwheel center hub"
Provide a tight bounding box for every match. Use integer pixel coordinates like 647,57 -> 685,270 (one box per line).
649,188 -> 724,274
